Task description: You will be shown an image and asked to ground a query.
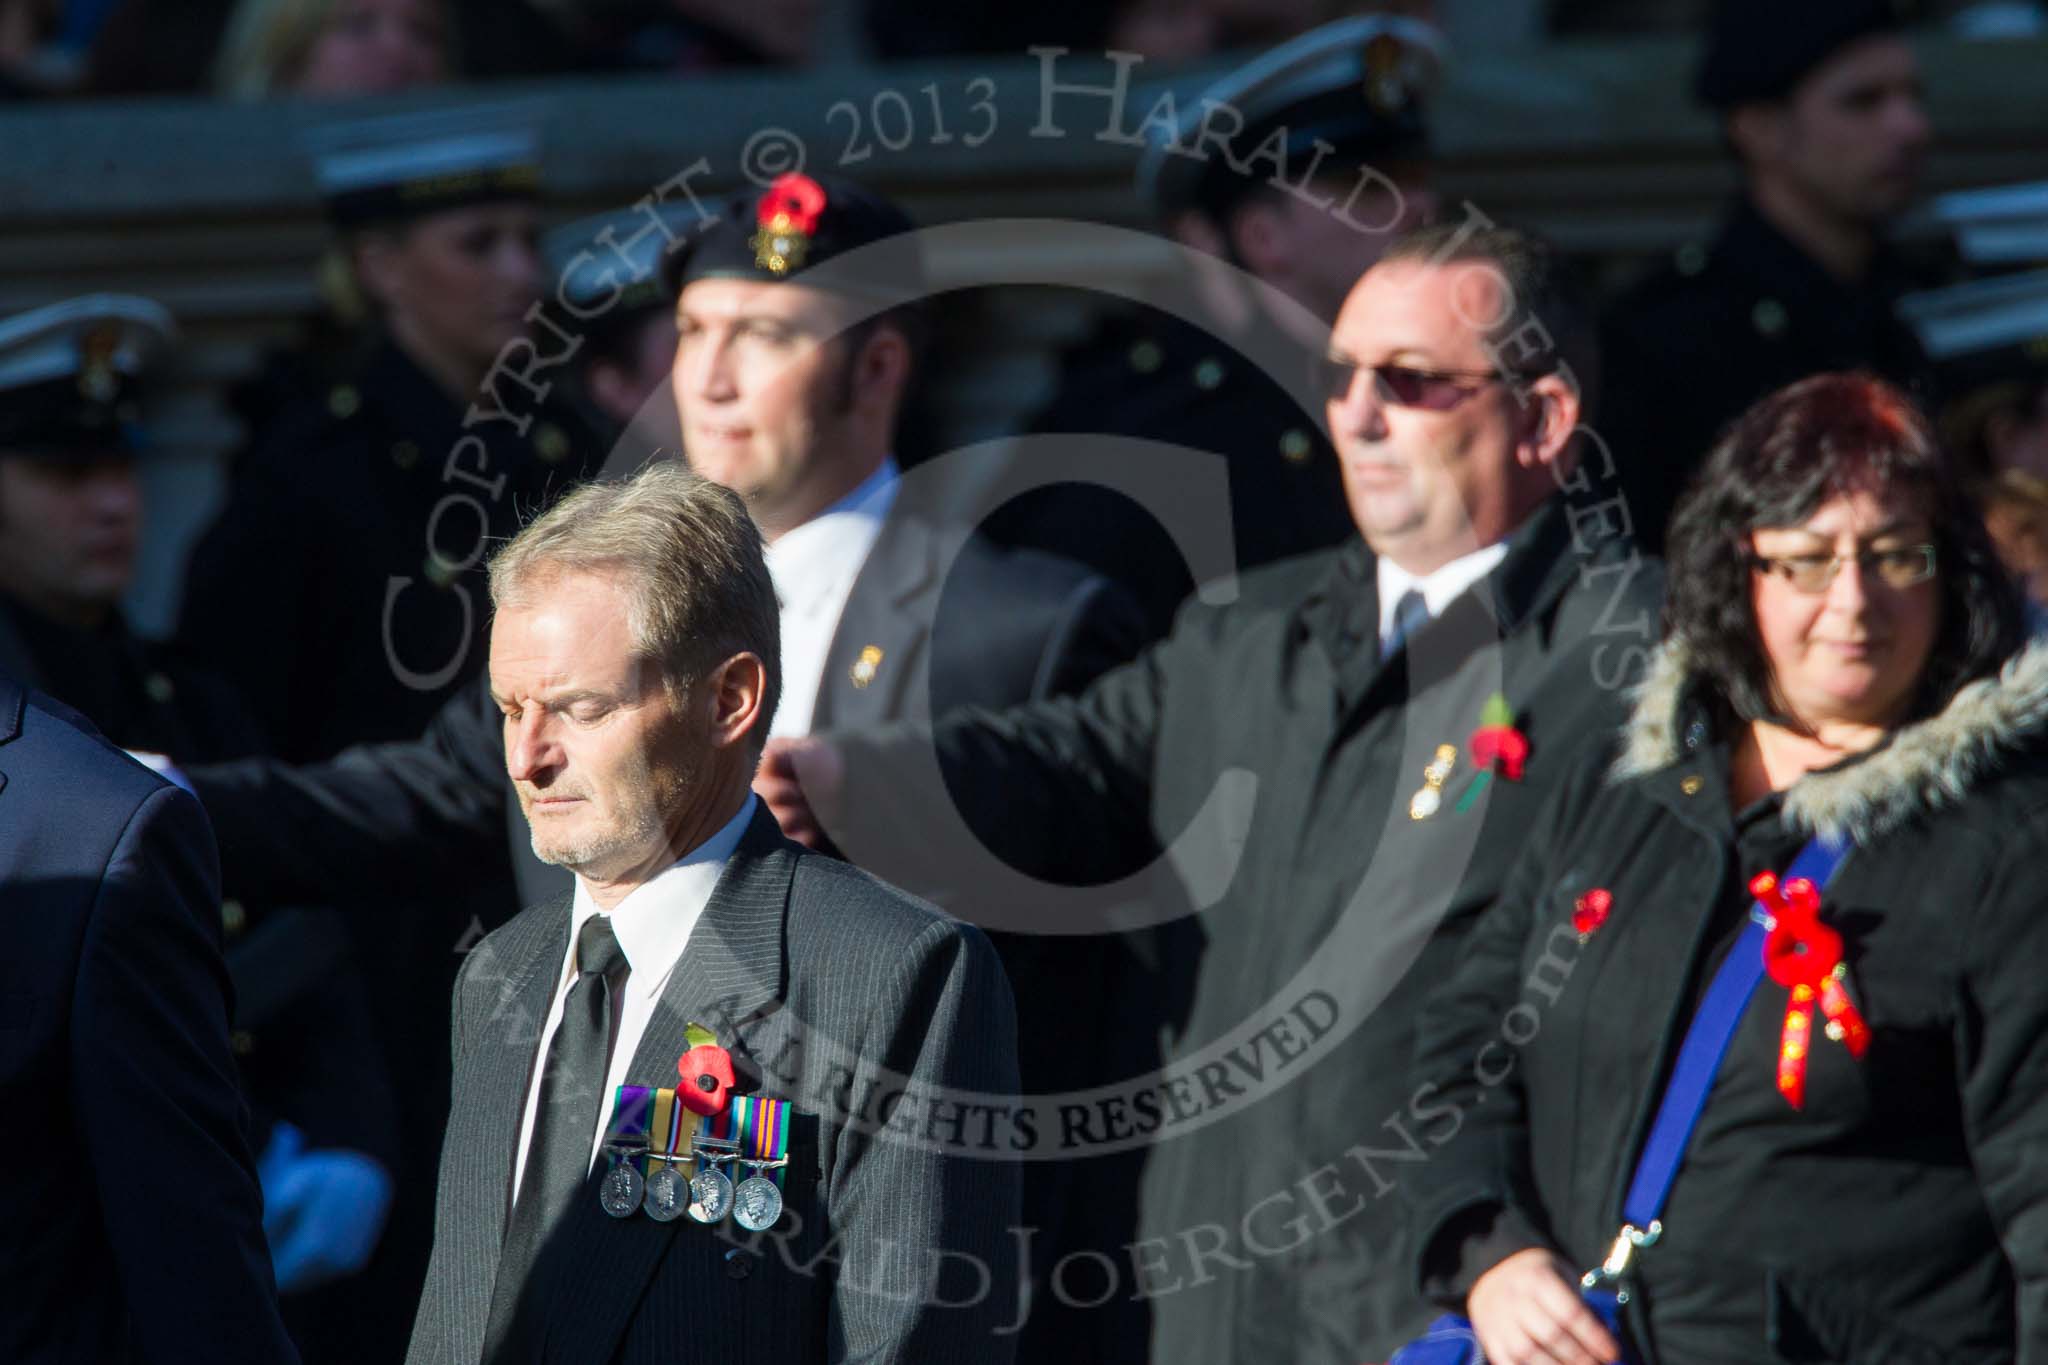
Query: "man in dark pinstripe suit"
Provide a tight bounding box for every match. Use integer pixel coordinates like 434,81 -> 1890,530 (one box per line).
405,461 -> 1020,1364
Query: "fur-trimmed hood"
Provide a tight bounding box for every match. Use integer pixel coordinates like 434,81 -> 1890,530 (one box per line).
1611,637 -> 2048,841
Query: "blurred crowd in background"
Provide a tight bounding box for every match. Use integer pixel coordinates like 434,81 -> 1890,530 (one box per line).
0,0 -> 2041,100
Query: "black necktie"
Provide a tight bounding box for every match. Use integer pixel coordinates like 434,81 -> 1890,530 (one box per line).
1383,588 -> 1430,659
486,915 -> 629,1346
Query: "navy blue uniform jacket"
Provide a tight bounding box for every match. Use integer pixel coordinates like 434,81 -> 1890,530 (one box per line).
0,676 -> 297,1365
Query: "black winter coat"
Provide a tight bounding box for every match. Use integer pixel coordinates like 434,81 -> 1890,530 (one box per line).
1405,639 -> 2048,1364
826,496 -> 1667,1363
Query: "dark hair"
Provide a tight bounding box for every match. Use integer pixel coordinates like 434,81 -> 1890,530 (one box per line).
1378,221 -> 1602,418
1665,371 -> 2026,726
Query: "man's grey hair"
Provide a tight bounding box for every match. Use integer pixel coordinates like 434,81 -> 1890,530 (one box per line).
488,460 -> 782,744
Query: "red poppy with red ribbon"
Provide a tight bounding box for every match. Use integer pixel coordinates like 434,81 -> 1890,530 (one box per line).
1749,871 -> 1870,1108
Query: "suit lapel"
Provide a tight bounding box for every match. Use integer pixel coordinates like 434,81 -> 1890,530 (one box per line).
534,807 -> 797,1365
812,506 -> 939,731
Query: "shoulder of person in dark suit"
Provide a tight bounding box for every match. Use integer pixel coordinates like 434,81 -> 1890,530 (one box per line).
936,528 -> 1151,706
1,682 -> 299,1364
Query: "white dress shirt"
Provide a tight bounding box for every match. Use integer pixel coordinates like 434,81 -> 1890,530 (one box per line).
764,459 -> 898,739
1375,540 -> 1511,655
509,794 -> 758,1201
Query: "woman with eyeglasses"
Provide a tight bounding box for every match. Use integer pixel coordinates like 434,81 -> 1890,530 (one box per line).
1398,372 -> 2047,1364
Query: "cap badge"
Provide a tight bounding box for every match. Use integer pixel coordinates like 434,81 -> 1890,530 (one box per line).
77,322 -> 122,404
1362,32 -> 1414,116
751,173 -> 828,276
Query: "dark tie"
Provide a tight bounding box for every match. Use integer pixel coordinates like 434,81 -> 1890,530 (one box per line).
485,915 -> 629,1347
1383,588 -> 1430,659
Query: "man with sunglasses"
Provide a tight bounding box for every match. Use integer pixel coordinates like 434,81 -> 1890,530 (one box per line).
757,223 -> 1666,1364
1007,15 -> 1443,637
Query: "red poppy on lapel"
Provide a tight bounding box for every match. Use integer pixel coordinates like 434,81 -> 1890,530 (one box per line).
678,1022 -> 737,1117
1468,693 -> 1528,781
1572,887 -> 1613,942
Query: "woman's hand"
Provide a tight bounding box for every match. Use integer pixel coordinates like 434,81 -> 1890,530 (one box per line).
1467,1247 -> 1624,1365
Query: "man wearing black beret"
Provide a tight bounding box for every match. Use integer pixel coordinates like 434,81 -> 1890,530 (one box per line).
1601,0 -> 1936,553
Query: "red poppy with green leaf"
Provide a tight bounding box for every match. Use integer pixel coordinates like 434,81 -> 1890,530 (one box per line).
678,1022 -> 736,1117
1455,693 -> 1529,813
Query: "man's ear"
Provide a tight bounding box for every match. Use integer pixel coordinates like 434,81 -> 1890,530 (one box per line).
706,651 -> 768,751
1226,198 -> 1291,281
1726,102 -> 1789,170
1515,371 -> 1582,472
852,325 -> 911,416
352,230 -> 404,312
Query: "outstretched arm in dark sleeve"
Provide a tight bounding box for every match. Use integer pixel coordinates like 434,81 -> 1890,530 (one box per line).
183,674 -> 509,906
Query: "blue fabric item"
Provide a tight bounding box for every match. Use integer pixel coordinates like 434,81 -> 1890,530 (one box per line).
1621,834 -> 1847,1227
259,1120 -> 396,1294
1390,1291 -> 1628,1364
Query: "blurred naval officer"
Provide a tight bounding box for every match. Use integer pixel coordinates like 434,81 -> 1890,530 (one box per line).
1014,16 -> 1444,634
178,104 -> 601,764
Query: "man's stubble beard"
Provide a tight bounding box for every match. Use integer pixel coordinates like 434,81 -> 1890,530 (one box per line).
525,748 -> 698,879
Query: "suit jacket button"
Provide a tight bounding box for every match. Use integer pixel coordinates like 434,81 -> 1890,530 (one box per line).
725,1249 -> 754,1280
231,1029 -> 256,1056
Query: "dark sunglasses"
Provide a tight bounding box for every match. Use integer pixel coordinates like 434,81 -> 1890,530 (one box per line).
1314,356 -> 1521,411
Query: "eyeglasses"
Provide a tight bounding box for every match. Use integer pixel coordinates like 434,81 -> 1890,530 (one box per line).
1314,357 -> 1517,411
1747,544 -> 1938,593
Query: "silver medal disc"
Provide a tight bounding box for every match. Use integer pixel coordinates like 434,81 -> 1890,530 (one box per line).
732,1174 -> 784,1232
599,1161 -> 645,1219
643,1163 -> 689,1223
688,1166 -> 735,1224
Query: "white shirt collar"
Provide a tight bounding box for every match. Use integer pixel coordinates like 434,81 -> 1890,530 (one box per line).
1375,540 -> 1512,650
764,458 -> 898,617
564,793 -> 757,1005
